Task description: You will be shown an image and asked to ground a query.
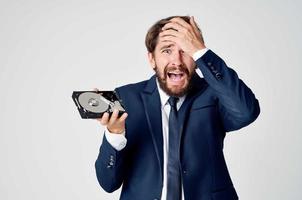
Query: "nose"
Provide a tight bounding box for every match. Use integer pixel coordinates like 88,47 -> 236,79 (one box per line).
171,50 -> 183,66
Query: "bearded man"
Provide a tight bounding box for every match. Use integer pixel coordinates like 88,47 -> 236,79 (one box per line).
95,15 -> 260,200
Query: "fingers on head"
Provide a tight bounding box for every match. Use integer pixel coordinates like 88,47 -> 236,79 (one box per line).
163,22 -> 185,33
170,17 -> 191,29
160,29 -> 178,38
189,16 -> 203,40
190,16 -> 199,31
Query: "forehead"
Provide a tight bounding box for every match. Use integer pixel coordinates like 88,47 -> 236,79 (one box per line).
155,39 -> 179,50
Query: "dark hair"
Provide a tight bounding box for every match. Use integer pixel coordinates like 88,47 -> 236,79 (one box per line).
145,16 -> 201,53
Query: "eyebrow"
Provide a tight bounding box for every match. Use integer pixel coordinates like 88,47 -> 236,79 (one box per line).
159,44 -> 174,50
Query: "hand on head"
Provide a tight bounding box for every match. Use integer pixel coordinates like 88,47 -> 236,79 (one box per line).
159,16 -> 206,57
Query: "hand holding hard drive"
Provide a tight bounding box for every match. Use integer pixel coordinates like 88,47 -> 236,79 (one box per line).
97,108 -> 128,134
93,88 -> 128,134
72,89 -> 128,134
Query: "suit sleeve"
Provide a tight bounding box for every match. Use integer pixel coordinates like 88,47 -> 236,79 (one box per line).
95,134 -> 127,193
196,50 -> 260,132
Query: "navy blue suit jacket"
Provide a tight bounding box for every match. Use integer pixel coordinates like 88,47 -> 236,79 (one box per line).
95,50 -> 260,200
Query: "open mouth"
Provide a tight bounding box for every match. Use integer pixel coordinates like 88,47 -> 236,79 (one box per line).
167,71 -> 185,82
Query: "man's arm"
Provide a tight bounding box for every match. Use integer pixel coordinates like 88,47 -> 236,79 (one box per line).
95,103 -> 128,192
160,16 -> 260,131
195,50 -> 260,131
95,132 -> 126,192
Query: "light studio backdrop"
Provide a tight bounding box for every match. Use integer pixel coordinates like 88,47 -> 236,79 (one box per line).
0,0 -> 301,199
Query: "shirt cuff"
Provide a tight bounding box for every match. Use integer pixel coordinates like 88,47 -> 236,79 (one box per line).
104,127 -> 127,151
193,48 -> 209,61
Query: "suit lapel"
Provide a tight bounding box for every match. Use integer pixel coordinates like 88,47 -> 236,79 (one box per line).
178,73 -> 208,139
139,74 -> 208,182
140,75 -> 164,181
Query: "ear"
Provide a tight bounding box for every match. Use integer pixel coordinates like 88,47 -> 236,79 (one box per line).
147,52 -> 156,70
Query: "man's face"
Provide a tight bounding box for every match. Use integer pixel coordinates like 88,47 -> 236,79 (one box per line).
148,40 -> 196,97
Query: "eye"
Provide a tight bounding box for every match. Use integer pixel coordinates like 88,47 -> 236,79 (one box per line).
162,49 -> 172,54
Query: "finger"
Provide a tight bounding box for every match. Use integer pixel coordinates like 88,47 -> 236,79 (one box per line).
159,29 -> 179,38
170,17 -> 192,30
108,109 -> 119,124
99,112 -> 109,125
162,22 -> 186,33
190,16 -> 198,32
190,16 -> 204,42
118,112 -> 128,122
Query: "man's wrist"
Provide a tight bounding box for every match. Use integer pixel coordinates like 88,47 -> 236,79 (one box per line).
193,48 -> 209,61
104,127 -> 127,151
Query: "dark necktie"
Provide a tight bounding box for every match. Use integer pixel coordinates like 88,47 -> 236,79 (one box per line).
167,97 -> 182,200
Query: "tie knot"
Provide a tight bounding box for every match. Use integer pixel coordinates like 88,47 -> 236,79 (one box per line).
168,97 -> 179,109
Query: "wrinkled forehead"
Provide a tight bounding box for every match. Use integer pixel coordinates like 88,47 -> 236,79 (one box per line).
155,39 -> 180,51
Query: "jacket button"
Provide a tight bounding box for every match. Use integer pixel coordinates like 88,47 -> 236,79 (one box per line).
215,73 -> 222,80
207,62 -> 212,66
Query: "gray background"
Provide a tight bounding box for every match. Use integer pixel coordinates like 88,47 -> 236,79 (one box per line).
0,0 -> 301,199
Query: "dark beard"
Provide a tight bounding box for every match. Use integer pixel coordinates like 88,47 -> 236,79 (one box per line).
154,65 -> 194,97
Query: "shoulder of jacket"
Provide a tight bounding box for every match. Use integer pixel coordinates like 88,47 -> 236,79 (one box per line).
116,79 -> 149,92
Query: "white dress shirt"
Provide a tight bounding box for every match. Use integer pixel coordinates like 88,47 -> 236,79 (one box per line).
103,48 -> 209,199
